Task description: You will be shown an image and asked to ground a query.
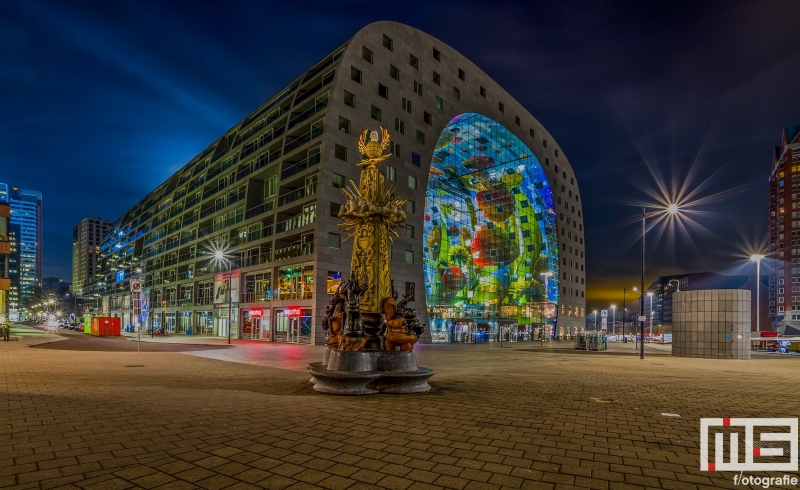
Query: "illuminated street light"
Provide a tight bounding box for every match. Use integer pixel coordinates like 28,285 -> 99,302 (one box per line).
750,254 -> 766,334
667,203 -> 679,215
211,244 -> 233,345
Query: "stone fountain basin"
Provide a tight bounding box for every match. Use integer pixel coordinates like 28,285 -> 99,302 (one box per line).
308,349 -> 433,395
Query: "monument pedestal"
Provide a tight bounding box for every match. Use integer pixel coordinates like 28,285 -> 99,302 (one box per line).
308,348 -> 433,395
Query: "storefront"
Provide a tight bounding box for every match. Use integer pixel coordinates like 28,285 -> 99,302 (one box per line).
195,311 -> 213,336
274,308 -> 312,343
215,307 -> 239,339
177,311 -> 192,334
241,308 -> 270,341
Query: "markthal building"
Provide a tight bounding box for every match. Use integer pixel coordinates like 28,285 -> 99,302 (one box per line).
92,22 -> 587,344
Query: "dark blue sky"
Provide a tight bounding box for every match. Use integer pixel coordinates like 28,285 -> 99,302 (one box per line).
2,0 -> 798,306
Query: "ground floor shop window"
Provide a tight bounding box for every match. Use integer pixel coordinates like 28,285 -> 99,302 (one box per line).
278,263 -> 313,300
214,307 -> 239,339
178,311 -> 192,334
241,308 -> 270,340
274,308 -> 312,343
165,312 -> 176,333
195,311 -> 213,336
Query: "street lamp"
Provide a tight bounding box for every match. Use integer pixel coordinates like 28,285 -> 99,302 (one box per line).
593,310 -> 598,330
646,292 -> 654,339
750,254 -> 765,335
213,248 -> 233,345
637,203 -> 681,359
610,304 -> 616,337
540,271 -> 554,340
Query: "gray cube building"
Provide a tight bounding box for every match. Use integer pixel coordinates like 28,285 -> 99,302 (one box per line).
672,289 -> 752,359
93,22 -> 586,343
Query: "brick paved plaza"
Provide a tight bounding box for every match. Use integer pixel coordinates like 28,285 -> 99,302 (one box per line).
1,325 -> 798,490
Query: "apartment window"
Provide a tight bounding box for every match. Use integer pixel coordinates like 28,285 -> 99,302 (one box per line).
515,116 -> 520,126
409,54 -> 418,69
390,64 -> 399,81
480,86 -> 486,97
378,83 -> 389,99
411,152 -> 421,166
338,117 -> 351,134
402,97 -> 411,113
386,166 -> 397,181
432,47 -> 441,61
405,225 -> 415,238
423,111 -> 432,125
555,165 -> 559,173
391,142 -> 401,157
530,128 -> 535,138
405,250 -> 414,263
458,68 -> 465,81
499,102 -> 505,113
414,81 -> 422,96
432,71 -> 441,85
371,105 -> 382,122
545,158 -> 549,167
330,202 -> 341,216
328,233 -> 341,249
344,90 -> 355,108
543,139 -> 548,148
351,67 -> 362,84
408,175 -> 417,189
555,149 -> 560,157
394,118 -> 405,134
405,282 -> 416,301
405,200 -> 415,214
416,130 -> 425,144
335,144 -> 347,161
435,95 -> 443,110
362,46 -> 373,63
453,86 -> 460,100
332,173 -> 345,188
383,34 -> 393,51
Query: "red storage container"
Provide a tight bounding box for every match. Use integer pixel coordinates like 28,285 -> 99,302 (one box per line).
91,317 -> 121,336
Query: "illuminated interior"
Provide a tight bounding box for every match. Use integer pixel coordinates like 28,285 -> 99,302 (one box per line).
423,113 -> 559,342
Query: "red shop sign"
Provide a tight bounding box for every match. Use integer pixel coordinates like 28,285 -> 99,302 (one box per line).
284,307 -> 303,317
249,308 -> 263,317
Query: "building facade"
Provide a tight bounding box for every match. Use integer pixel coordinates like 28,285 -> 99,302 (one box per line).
645,271 -> 768,331
769,124 -> 800,331
0,201 -> 10,318
94,22 -> 586,343
72,218 -> 110,297
0,184 -> 42,310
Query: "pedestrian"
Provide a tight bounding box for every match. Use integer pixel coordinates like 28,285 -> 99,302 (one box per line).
1,317 -> 10,341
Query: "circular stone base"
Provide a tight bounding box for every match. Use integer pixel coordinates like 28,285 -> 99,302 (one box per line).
308,362 -> 433,395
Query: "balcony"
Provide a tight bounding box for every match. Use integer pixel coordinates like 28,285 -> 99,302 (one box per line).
237,253 -> 270,269
288,92 -> 329,129
198,212 -> 243,238
241,292 -> 271,303
178,298 -> 194,307
281,150 -> 321,180
163,256 -> 178,267
167,223 -> 181,235
274,243 -> 313,261
284,122 -> 324,155
196,296 -> 213,306
188,178 -> 206,193
179,233 -> 197,245
200,187 -> 245,218
144,233 -> 165,246
245,200 -> 275,220
294,69 -> 335,105
183,214 -> 198,227
165,240 -> 180,251
278,185 -> 316,207
178,271 -> 194,281
276,211 -> 316,234
237,148 -> 282,181
178,252 -> 195,263
202,177 -> 237,201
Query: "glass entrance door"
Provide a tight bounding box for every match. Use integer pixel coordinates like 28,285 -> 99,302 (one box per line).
287,318 -> 300,343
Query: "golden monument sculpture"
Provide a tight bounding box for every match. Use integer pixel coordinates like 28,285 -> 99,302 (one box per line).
309,127 -> 432,394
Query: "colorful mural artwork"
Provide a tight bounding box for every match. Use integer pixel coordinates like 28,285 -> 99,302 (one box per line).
423,113 -> 559,338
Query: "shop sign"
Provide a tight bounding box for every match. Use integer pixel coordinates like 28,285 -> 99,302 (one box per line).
249,308 -> 264,317
285,307 -> 303,317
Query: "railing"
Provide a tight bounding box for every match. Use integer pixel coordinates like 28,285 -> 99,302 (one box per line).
196,297 -> 213,306
237,148 -> 282,181
163,274 -> 177,284
178,298 -> 194,306
198,212 -> 244,238
237,253 -> 270,268
195,266 -> 211,276
185,195 -> 201,209
275,211 -> 316,233
294,70 -> 335,105
302,51 -> 342,83
241,292 -> 272,303
173,189 -> 186,201
274,243 -> 313,261
178,271 -> 194,281
281,150 -> 321,179
230,226 -> 272,247
183,214 -> 198,227
245,200 -> 275,220
141,247 -> 164,259
199,188 -> 245,218
202,176 -> 237,200
278,185 -> 316,207
165,240 -> 180,251
167,223 -> 181,235
284,123 -> 324,155
152,215 -> 168,227
180,233 -> 197,245
207,154 -> 239,179
188,178 -> 206,193
288,92 -> 329,129
169,208 -> 183,219
163,256 -> 178,266
178,252 -> 195,263
242,126 -> 283,159
144,233 -> 164,246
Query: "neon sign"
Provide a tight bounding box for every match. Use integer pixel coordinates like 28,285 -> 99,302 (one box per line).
284,308 -> 303,317
249,308 -> 263,317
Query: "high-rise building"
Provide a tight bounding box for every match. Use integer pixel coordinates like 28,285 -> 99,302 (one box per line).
0,200 -> 10,318
0,184 -> 42,308
94,22 -> 586,343
72,218 -> 110,297
769,124 -> 800,332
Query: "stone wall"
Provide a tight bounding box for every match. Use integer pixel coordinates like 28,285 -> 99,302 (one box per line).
672,289 -> 751,359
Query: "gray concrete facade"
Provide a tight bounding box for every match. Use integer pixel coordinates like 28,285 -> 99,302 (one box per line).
672,289 -> 752,359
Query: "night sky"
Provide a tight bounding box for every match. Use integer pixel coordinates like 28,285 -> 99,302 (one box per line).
2,1 -> 799,309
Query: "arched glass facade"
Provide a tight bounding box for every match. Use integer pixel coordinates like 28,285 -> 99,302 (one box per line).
423,113 -> 559,343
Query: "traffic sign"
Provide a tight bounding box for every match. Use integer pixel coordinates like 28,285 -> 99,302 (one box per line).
638,315 -> 646,322
601,309 -> 608,317
130,279 -> 142,294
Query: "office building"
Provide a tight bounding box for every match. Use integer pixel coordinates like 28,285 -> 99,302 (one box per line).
0,200 -> 10,318
769,124 -> 800,332
94,22 -> 586,343
72,218 -> 110,297
0,184 -> 42,308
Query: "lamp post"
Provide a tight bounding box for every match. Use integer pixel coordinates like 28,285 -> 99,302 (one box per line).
647,292 -> 654,340
593,310 -> 598,330
214,249 -> 233,345
610,304 -> 616,338
540,271 -> 554,340
750,254 -> 765,335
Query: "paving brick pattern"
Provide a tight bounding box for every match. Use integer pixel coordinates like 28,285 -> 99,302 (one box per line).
2,326 -> 798,489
